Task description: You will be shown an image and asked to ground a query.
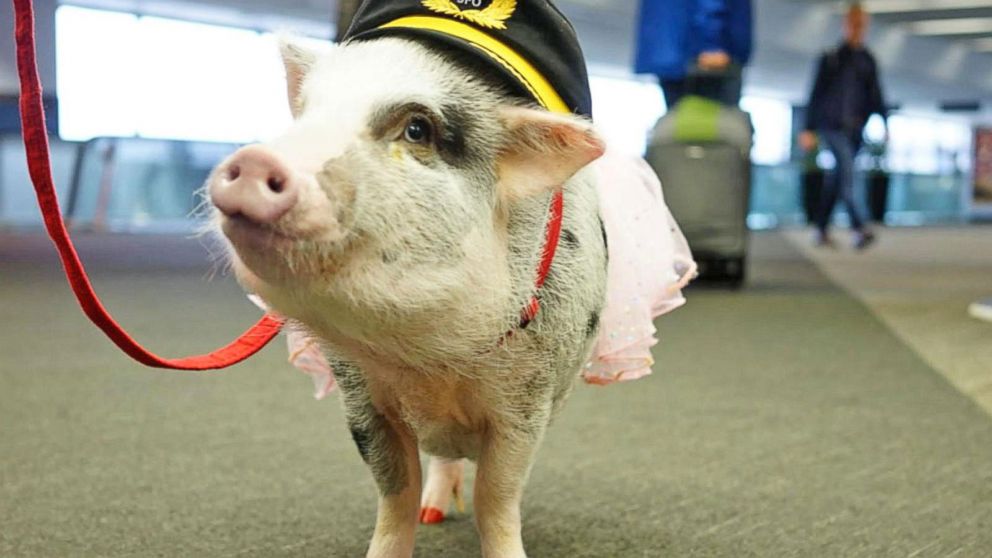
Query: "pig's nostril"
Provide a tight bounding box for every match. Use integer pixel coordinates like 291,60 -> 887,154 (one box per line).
267,176 -> 285,193
226,165 -> 241,181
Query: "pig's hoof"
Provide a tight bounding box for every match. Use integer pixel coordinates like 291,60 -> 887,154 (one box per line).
420,507 -> 446,525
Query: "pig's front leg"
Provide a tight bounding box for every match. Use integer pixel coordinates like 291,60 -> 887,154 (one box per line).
474,418 -> 548,558
366,423 -> 421,558
336,366 -> 422,558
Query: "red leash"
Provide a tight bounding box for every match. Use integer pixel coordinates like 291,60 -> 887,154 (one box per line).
12,0 -> 284,370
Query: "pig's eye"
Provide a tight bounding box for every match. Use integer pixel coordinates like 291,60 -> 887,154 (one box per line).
404,117 -> 433,144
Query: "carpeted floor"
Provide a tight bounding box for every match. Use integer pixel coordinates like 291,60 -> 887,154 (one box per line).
1,231 -> 991,557
785,227 -> 992,416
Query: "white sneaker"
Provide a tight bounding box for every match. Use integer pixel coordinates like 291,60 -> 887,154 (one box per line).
968,298 -> 992,323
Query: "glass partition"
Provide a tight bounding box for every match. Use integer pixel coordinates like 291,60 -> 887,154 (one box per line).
748,164 -> 970,229
749,164 -> 805,229
886,173 -> 969,226
67,137 -> 239,232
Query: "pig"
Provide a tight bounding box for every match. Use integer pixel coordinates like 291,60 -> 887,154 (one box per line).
209,36 -> 610,558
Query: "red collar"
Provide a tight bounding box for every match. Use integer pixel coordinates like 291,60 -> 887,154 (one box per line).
518,191 -> 563,328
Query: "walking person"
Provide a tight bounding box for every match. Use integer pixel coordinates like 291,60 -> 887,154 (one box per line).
800,2 -> 888,250
634,0 -> 753,108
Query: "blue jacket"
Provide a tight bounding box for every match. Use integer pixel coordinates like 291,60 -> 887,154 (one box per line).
634,0 -> 753,80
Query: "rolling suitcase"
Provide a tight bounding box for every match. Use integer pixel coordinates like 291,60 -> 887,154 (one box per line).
646,95 -> 752,286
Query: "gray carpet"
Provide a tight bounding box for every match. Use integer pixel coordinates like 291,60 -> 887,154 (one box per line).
1,231 -> 990,557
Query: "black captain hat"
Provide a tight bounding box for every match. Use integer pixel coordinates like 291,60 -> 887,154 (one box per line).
342,0 -> 593,118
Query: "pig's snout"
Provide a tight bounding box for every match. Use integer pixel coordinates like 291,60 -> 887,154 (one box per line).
210,145 -> 300,224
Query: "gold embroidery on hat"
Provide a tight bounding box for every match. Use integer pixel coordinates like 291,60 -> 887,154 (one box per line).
421,0 -> 517,30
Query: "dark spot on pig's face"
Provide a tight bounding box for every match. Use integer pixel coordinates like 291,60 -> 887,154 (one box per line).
368,101 -> 490,172
437,104 -> 490,170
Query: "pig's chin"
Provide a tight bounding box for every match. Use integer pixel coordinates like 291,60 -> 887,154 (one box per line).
219,215 -> 344,286
222,215 -> 298,256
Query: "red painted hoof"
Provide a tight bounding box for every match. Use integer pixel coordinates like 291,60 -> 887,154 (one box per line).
420,507 -> 445,525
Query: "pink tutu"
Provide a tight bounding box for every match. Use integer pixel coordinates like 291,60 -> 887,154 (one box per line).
582,150 -> 695,385
270,150 -> 694,398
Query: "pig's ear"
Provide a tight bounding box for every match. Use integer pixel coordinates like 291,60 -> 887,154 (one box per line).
279,38 -> 318,119
496,107 -> 606,202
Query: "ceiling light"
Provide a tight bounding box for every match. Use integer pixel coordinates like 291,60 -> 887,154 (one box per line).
908,17 -> 992,35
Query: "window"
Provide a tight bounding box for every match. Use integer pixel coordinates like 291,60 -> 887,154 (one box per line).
886,114 -> 972,175
55,6 -> 325,143
588,74 -> 665,157
740,96 -> 792,166
56,7 -> 140,140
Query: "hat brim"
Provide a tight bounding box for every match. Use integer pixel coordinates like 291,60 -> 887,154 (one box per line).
347,26 -> 552,112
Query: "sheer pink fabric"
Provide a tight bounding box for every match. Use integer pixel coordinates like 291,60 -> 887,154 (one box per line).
285,327 -> 337,400
249,295 -> 336,400
582,150 -> 695,385
270,150 -> 694,397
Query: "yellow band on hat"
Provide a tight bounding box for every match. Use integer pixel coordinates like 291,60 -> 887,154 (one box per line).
378,16 -> 571,115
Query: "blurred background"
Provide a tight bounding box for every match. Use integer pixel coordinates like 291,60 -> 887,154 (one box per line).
0,0 -> 990,231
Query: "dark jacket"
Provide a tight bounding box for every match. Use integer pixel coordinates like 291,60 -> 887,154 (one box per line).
804,43 -> 888,133
634,0 -> 753,80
